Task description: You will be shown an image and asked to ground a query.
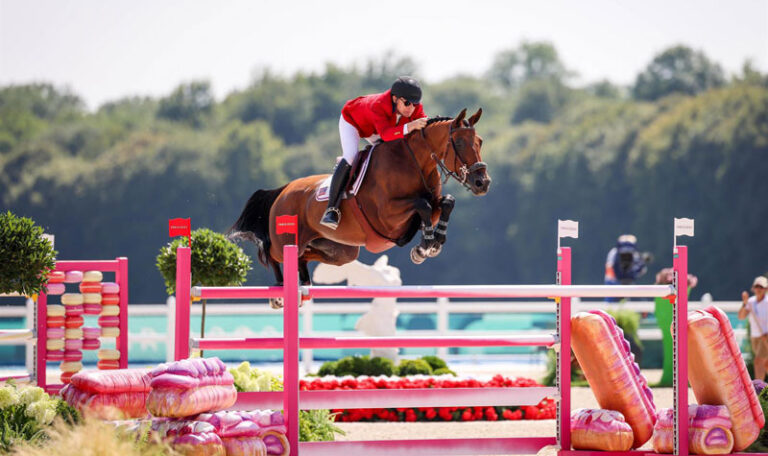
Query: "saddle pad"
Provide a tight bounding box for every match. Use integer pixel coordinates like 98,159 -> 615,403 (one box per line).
315,145 -> 373,202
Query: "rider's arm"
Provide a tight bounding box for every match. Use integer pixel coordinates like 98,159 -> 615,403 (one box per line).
371,110 -> 408,141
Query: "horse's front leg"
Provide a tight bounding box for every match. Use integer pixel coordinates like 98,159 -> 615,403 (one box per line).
431,195 -> 455,256
410,198 -> 440,264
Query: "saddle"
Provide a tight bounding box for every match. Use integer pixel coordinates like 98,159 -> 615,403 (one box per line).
315,145 -> 373,202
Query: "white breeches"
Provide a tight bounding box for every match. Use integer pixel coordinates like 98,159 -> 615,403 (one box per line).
339,115 -> 380,163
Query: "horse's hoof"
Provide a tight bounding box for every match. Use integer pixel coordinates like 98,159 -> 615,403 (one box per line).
410,247 -> 426,264
269,297 -> 284,309
427,244 -> 443,257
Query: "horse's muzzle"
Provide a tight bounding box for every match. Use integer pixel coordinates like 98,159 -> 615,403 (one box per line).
469,170 -> 491,195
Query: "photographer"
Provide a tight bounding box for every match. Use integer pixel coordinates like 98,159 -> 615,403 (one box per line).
604,234 -> 654,303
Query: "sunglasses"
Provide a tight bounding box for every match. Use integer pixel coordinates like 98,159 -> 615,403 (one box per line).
401,98 -> 419,107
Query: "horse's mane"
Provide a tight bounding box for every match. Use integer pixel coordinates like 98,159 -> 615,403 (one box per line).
426,116 -> 452,125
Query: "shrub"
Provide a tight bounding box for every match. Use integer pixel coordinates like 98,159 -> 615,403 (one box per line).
317,361 -> 338,377
420,355 -> 448,372
433,367 -> 457,376
0,211 -> 57,296
317,356 -> 395,377
156,228 -> 252,295
396,359 -> 433,376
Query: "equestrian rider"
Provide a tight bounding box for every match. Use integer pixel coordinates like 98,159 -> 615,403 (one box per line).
320,76 -> 428,230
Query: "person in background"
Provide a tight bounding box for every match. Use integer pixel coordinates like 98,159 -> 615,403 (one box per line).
738,276 -> 768,381
604,234 -> 654,303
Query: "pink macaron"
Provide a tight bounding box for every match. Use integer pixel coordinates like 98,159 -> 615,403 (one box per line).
64,338 -> 83,351
63,350 -> 83,362
98,316 -> 120,328
65,305 -> 84,317
82,327 -> 100,339
101,282 -> 120,294
64,271 -> 83,283
101,294 -> 120,306
46,327 -> 65,339
83,303 -> 102,315
82,338 -> 100,350
46,283 -> 66,295
46,350 -> 65,362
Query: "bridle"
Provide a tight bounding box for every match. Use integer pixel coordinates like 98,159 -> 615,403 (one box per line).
431,122 -> 487,191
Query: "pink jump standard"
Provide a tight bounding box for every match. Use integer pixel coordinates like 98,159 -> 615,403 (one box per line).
173,222 -> 686,456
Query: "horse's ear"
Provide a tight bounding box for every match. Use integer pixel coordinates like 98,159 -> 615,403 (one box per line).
468,108 -> 483,126
452,108 -> 467,128
373,255 -> 389,268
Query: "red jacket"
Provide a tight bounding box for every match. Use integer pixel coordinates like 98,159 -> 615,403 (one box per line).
341,90 -> 427,141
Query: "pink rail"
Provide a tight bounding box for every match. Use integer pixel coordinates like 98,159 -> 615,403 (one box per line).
232,386 -> 558,410
306,284 -> 673,299
37,257 -> 128,393
299,437 -> 557,456
192,334 -> 557,350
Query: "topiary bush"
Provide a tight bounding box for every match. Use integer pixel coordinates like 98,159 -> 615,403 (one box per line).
156,228 -> 252,294
420,355 -> 448,372
433,367 -> 457,376
0,211 -> 57,296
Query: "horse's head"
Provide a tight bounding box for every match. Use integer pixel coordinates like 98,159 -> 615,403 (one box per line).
446,108 -> 491,195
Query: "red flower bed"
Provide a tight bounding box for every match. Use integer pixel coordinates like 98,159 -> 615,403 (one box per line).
299,374 -> 556,422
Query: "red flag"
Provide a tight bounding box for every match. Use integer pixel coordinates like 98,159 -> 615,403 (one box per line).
169,218 -> 191,247
276,214 -> 298,245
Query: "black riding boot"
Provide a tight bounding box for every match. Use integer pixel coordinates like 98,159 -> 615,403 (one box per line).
320,159 -> 352,230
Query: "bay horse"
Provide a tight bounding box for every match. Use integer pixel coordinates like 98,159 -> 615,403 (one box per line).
228,108 -> 491,304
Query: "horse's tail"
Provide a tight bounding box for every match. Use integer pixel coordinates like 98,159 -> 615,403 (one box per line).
227,185 -> 287,267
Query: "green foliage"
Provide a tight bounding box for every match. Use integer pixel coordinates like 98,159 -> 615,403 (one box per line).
156,228 -> 252,295
433,367 -> 457,376
396,359 -> 433,376
332,356 -> 395,377
228,362 -> 344,442
606,309 -> 643,350
0,212 -> 57,296
419,355 -> 448,371
0,382 -> 79,452
512,79 -> 571,123
157,81 -> 214,128
633,45 -> 726,101
745,387 -> 768,452
487,41 -> 570,89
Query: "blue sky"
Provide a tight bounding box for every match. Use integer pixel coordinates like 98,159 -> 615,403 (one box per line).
1,0 -> 766,109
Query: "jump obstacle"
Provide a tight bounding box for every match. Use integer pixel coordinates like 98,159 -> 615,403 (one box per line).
173,219 -> 704,456
0,258 -> 129,393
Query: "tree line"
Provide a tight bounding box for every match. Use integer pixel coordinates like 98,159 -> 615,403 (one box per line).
1,42 -> 766,302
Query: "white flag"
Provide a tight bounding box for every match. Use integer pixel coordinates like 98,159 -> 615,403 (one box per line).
674,218 -> 694,237
558,219 -> 579,239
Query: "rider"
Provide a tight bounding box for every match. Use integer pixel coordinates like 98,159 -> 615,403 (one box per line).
320,76 -> 429,230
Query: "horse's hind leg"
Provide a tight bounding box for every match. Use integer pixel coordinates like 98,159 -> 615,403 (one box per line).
268,258 -> 285,309
298,259 -> 312,307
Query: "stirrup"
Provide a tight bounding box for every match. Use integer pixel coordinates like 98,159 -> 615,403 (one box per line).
320,207 -> 341,230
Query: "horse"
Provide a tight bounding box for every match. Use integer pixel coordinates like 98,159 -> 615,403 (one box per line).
228,108 -> 490,303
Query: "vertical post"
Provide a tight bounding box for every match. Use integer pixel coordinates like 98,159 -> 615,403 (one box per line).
283,245 -> 300,456
25,297 -> 35,380
175,247 -> 191,360
673,246 -> 689,456
301,297 -> 314,374
557,247 -> 572,452
116,257 -> 129,368
36,291 -> 48,391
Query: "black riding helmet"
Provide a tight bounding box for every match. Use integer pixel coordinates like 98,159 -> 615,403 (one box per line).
391,76 -> 422,104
